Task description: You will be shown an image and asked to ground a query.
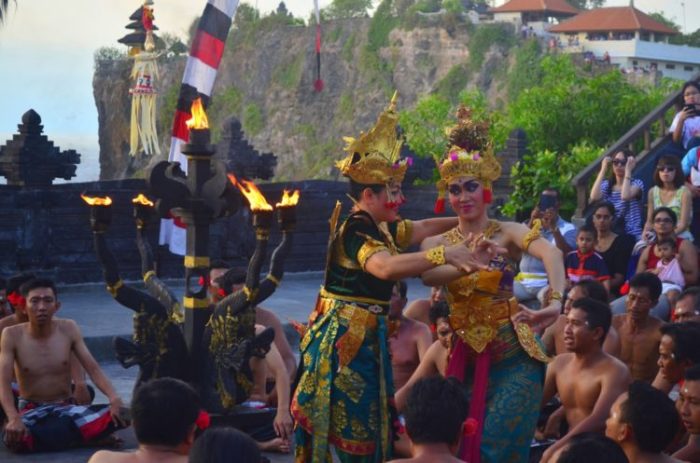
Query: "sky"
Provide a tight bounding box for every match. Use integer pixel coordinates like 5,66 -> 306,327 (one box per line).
0,0 -> 696,181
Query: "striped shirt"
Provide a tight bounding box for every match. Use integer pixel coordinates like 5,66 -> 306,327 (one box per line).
600,178 -> 644,240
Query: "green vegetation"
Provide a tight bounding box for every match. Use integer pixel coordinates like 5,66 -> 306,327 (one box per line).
158,84 -> 180,141
433,64 -> 471,102
341,32 -> 356,61
242,103 -> 264,136
467,23 -> 516,68
93,47 -> 127,65
208,87 -> 243,141
323,0 -> 372,19
273,53 -> 305,89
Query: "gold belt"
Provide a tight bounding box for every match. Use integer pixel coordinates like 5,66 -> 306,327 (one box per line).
449,297 -> 519,353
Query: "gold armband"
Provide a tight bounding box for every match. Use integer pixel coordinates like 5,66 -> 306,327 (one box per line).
107,279 -> 124,297
549,290 -> 563,303
265,274 -> 280,287
425,245 -> 446,266
522,219 -> 542,251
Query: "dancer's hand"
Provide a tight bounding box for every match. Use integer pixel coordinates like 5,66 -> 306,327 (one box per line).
513,304 -> 560,334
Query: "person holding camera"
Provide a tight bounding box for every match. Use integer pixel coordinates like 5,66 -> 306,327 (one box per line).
643,155 -> 693,242
670,80 -> 700,152
590,149 -> 644,240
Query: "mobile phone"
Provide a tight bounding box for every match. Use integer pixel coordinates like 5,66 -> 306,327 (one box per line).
538,194 -> 556,210
684,105 -> 698,117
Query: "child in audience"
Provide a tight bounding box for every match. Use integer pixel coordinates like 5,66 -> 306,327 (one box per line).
651,237 -> 685,307
564,225 -> 610,293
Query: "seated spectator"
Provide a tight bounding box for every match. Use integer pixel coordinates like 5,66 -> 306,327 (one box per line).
605,381 -> 682,463
681,144 -> 700,243
0,277 -> 7,319
542,280 -> 620,357
674,364 -> 700,461
673,287 -> 700,322
189,427 -> 261,463
0,272 -> 36,335
553,432 -> 629,463
651,237 -> 686,307
404,286 -> 444,328
670,80 -> 700,151
651,322 -> 700,396
564,225 -> 610,293
387,376 -> 468,463
515,188 -> 576,305
590,201 -> 635,297
643,156 -> 693,242
88,378 -> 201,463
395,301 -> 452,411
540,298 -> 631,462
613,273 -> 664,382
589,149 -> 644,240
0,278 -> 126,452
388,281 -> 432,391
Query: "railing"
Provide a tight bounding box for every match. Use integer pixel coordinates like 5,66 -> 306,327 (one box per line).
571,86 -> 682,219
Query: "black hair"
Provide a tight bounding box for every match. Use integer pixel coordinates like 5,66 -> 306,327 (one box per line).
629,272 -> 663,302
619,381 -> 680,453
608,148 -> 635,184
657,236 -> 678,250
592,201 -> 616,218
19,278 -> 57,298
686,364 -> 700,382
542,187 -> 560,201
680,286 -> 700,300
557,432 -> 628,463
218,267 -> 247,292
132,378 -> 200,447
7,272 -> 36,295
576,224 -> 597,240
571,280 -> 608,305
403,376 -> 468,446
428,300 -> 450,325
188,427 -> 261,463
659,322 -> 700,364
654,155 -> 684,189
571,297 -> 612,340
681,80 -> 700,104
396,280 -> 407,300
348,180 -> 384,201
209,260 -> 230,271
653,206 -> 678,226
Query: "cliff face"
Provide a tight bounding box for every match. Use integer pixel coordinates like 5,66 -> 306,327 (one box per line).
94,19 -> 510,181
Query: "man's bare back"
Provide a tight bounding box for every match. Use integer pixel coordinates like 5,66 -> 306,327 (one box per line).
89,449 -> 187,463
390,317 -> 432,390
395,340 -> 449,411
613,314 -> 663,382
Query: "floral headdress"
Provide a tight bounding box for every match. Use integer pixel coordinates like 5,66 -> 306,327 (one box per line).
433,106 -> 501,213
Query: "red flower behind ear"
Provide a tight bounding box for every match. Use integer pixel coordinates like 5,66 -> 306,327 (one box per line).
7,292 -> 25,309
463,418 -> 478,436
195,410 -> 210,430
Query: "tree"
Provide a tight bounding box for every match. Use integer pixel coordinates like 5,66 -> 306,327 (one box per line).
648,11 -> 681,32
566,0 -> 604,10
323,0 -> 372,19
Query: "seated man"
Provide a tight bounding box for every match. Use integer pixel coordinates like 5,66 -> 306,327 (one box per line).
88,377 -> 201,463
605,381 -> 682,463
552,432 -> 629,463
542,279 -> 621,357
672,287 -> 700,322
0,273 -> 35,335
613,273 -> 664,382
0,277 -> 8,319
652,321 -> 700,395
674,364 -> 700,461
387,376 -> 468,463
540,297 -> 631,462
0,278 -> 126,452
389,281 -> 432,390
403,286 -> 444,328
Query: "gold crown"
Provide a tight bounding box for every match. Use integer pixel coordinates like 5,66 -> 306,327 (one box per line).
436,106 -> 501,190
336,92 -> 408,185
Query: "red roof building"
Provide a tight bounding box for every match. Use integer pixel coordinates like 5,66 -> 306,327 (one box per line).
550,6 -> 678,36
490,0 -> 579,16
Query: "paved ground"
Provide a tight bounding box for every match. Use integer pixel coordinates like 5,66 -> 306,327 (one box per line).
0,272 -> 432,462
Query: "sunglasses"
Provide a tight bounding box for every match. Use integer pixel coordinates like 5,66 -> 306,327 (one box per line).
448,181 -> 480,196
657,166 -> 676,172
612,160 -> 627,167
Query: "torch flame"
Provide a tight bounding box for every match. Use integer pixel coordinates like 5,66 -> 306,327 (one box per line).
81,194 -> 113,206
276,189 -> 300,208
186,98 -> 209,130
227,174 -> 273,211
131,193 -> 155,207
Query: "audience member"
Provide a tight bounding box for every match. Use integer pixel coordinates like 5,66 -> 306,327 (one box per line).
674,364 -> 700,461
88,378 -> 201,463
553,432 -> 629,463
0,277 -> 8,319
564,225 -> 610,292
644,156 -> 693,242
613,273 -> 664,382
542,280 -> 620,357
515,187 -> 576,305
670,80 -> 700,151
651,237 -> 686,306
189,427 -> 262,463
590,201 -> 635,296
404,286 -> 444,327
673,287 -> 700,322
388,281 -> 432,390
652,322 -> 700,395
387,376 -> 468,463
589,149 -> 644,240
540,297 -> 631,462
605,381 -> 682,463
0,278 -> 126,452
0,272 -> 35,335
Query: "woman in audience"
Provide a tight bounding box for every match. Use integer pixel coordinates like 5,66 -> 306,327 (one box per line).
643,155 -> 693,242
189,427 -> 262,463
590,201 -> 635,297
670,80 -> 700,151
590,149 -> 644,240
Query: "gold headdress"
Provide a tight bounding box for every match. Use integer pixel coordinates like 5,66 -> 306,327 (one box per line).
336,92 -> 409,186
434,106 -> 501,212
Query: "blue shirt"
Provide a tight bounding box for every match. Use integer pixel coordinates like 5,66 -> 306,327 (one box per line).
520,217 -> 577,275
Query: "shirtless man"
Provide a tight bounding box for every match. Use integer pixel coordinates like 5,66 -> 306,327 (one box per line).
540,297 -> 631,462
673,287 -> 700,322
387,376 -> 467,463
613,272 -> 664,382
542,279 -> 621,357
88,378 -> 200,463
652,322 -> 700,394
0,278 -> 8,319
674,365 -> 700,461
0,278 -> 126,452
389,281 -> 432,390
403,286 -> 444,328
606,381 -> 683,463
394,301 -> 452,411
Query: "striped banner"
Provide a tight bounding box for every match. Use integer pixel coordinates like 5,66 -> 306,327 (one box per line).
159,0 -> 240,255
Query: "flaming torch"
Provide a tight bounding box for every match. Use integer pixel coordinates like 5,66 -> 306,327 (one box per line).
185,97 -> 210,146
276,189 -> 300,231
81,193 -> 113,232
228,173 -> 274,234
132,193 -> 155,228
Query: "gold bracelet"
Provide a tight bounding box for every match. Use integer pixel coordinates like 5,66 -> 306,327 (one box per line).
425,245 -> 446,266
549,290 -> 563,302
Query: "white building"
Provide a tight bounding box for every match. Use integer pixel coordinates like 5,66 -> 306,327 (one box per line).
489,0 -> 579,35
